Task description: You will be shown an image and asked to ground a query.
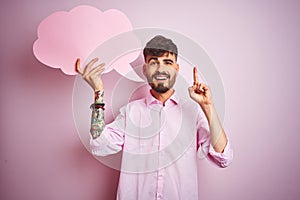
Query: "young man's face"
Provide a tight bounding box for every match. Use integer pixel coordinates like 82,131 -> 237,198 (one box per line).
143,52 -> 179,93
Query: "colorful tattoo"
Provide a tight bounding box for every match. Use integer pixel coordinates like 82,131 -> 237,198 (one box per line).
90,106 -> 105,139
94,90 -> 104,104
90,90 -> 105,139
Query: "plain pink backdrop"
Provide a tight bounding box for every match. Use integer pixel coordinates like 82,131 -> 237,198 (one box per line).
1,0 -> 300,199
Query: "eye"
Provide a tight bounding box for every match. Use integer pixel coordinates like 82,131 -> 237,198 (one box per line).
165,61 -> 173,65
149,61 -> 158,67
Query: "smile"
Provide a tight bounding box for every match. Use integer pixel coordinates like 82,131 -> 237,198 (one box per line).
153,74 -> 170,81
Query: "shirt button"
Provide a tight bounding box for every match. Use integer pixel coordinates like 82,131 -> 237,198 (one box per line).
158,173 -> 163,179
156,192 -> 163,199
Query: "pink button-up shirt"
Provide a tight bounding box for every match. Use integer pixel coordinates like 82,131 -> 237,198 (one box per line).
90,91 -> 233,200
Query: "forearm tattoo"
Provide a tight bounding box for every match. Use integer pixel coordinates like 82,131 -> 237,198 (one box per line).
94,90 -> 104,104
90,91 -> 105,139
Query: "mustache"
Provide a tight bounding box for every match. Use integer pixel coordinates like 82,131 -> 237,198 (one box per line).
152,71 -> 170,79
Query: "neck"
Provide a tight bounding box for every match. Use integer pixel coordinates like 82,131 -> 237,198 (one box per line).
150,89 -> 174,105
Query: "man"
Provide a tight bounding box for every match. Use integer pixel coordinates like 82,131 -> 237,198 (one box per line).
76,35 -> 233,200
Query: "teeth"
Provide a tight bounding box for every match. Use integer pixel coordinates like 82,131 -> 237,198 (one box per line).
155,75 -> 168,80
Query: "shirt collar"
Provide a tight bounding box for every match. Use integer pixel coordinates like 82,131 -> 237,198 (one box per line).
145,90 -> 180,107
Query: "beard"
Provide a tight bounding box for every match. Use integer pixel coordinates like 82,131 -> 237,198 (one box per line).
148,73 -> 177,93
150,82 -> 170,93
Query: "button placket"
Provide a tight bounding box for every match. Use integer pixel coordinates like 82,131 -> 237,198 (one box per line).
156,106 -> 166,199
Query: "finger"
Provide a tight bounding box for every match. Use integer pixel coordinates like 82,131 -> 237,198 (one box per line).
194,83 -> 205,93
86,63 -> 105,77
88,64 -> 106,77
199,83 -> 205,93
193,67 -> 199,84
83,57 -> 99,75
202,84 -> 209,91
75,58 -> 83,74
188,86 -> 194,94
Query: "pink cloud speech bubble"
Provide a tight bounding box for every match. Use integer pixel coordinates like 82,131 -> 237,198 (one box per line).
33,5 -> 141,80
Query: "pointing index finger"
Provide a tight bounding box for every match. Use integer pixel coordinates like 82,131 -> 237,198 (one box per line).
193,67 -> 199,84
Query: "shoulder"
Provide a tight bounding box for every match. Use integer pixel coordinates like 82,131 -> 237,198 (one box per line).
119,98 -> 147,114
180,99 -> 207,123
128,98 -> 147,106
181,99 -> 202,114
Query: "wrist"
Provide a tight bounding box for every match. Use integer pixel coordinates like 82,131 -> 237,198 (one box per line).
199,102 -> 214,110
90,102 -> 105,110
94,90 -> 104,103
94,86 -> 103,92
199,103 -> 215,122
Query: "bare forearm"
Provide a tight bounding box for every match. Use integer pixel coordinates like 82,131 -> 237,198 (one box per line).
90,90 -> 106,139
200,104 -> 228,153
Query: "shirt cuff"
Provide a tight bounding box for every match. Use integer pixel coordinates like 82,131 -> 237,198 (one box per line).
208,140 -> 234,168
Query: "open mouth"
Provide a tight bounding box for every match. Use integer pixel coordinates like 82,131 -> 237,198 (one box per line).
153,74 -> 170,81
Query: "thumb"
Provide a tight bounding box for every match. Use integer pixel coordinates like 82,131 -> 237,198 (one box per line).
188,86 -> 194,94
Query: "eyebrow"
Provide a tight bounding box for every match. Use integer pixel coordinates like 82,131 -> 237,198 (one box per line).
163,59 -> 174,63
148,57 -> 158,63
147,58 -> 175,63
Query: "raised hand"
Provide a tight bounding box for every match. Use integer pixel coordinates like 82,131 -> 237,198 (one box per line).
76,58 -> 106,92
188,67 -> 213,107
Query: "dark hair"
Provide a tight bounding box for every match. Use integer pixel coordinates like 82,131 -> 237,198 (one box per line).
143,35 -> 178,61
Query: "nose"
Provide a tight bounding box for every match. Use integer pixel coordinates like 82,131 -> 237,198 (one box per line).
156,63 -> 162,71
155,63 -> 168,71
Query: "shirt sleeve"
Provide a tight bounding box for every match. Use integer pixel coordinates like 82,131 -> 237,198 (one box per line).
196,108 -> 233,168
207,140 -> 233,168
90,106 -> 126,156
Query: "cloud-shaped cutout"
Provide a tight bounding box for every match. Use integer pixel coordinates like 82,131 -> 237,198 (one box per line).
33,5 -> 142,81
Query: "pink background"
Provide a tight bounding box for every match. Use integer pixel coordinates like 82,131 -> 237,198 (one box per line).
1,0 -> 300,199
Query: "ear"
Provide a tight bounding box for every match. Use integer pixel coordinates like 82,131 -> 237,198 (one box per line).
175,63 -> 179,73
142,64 -> 147,75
